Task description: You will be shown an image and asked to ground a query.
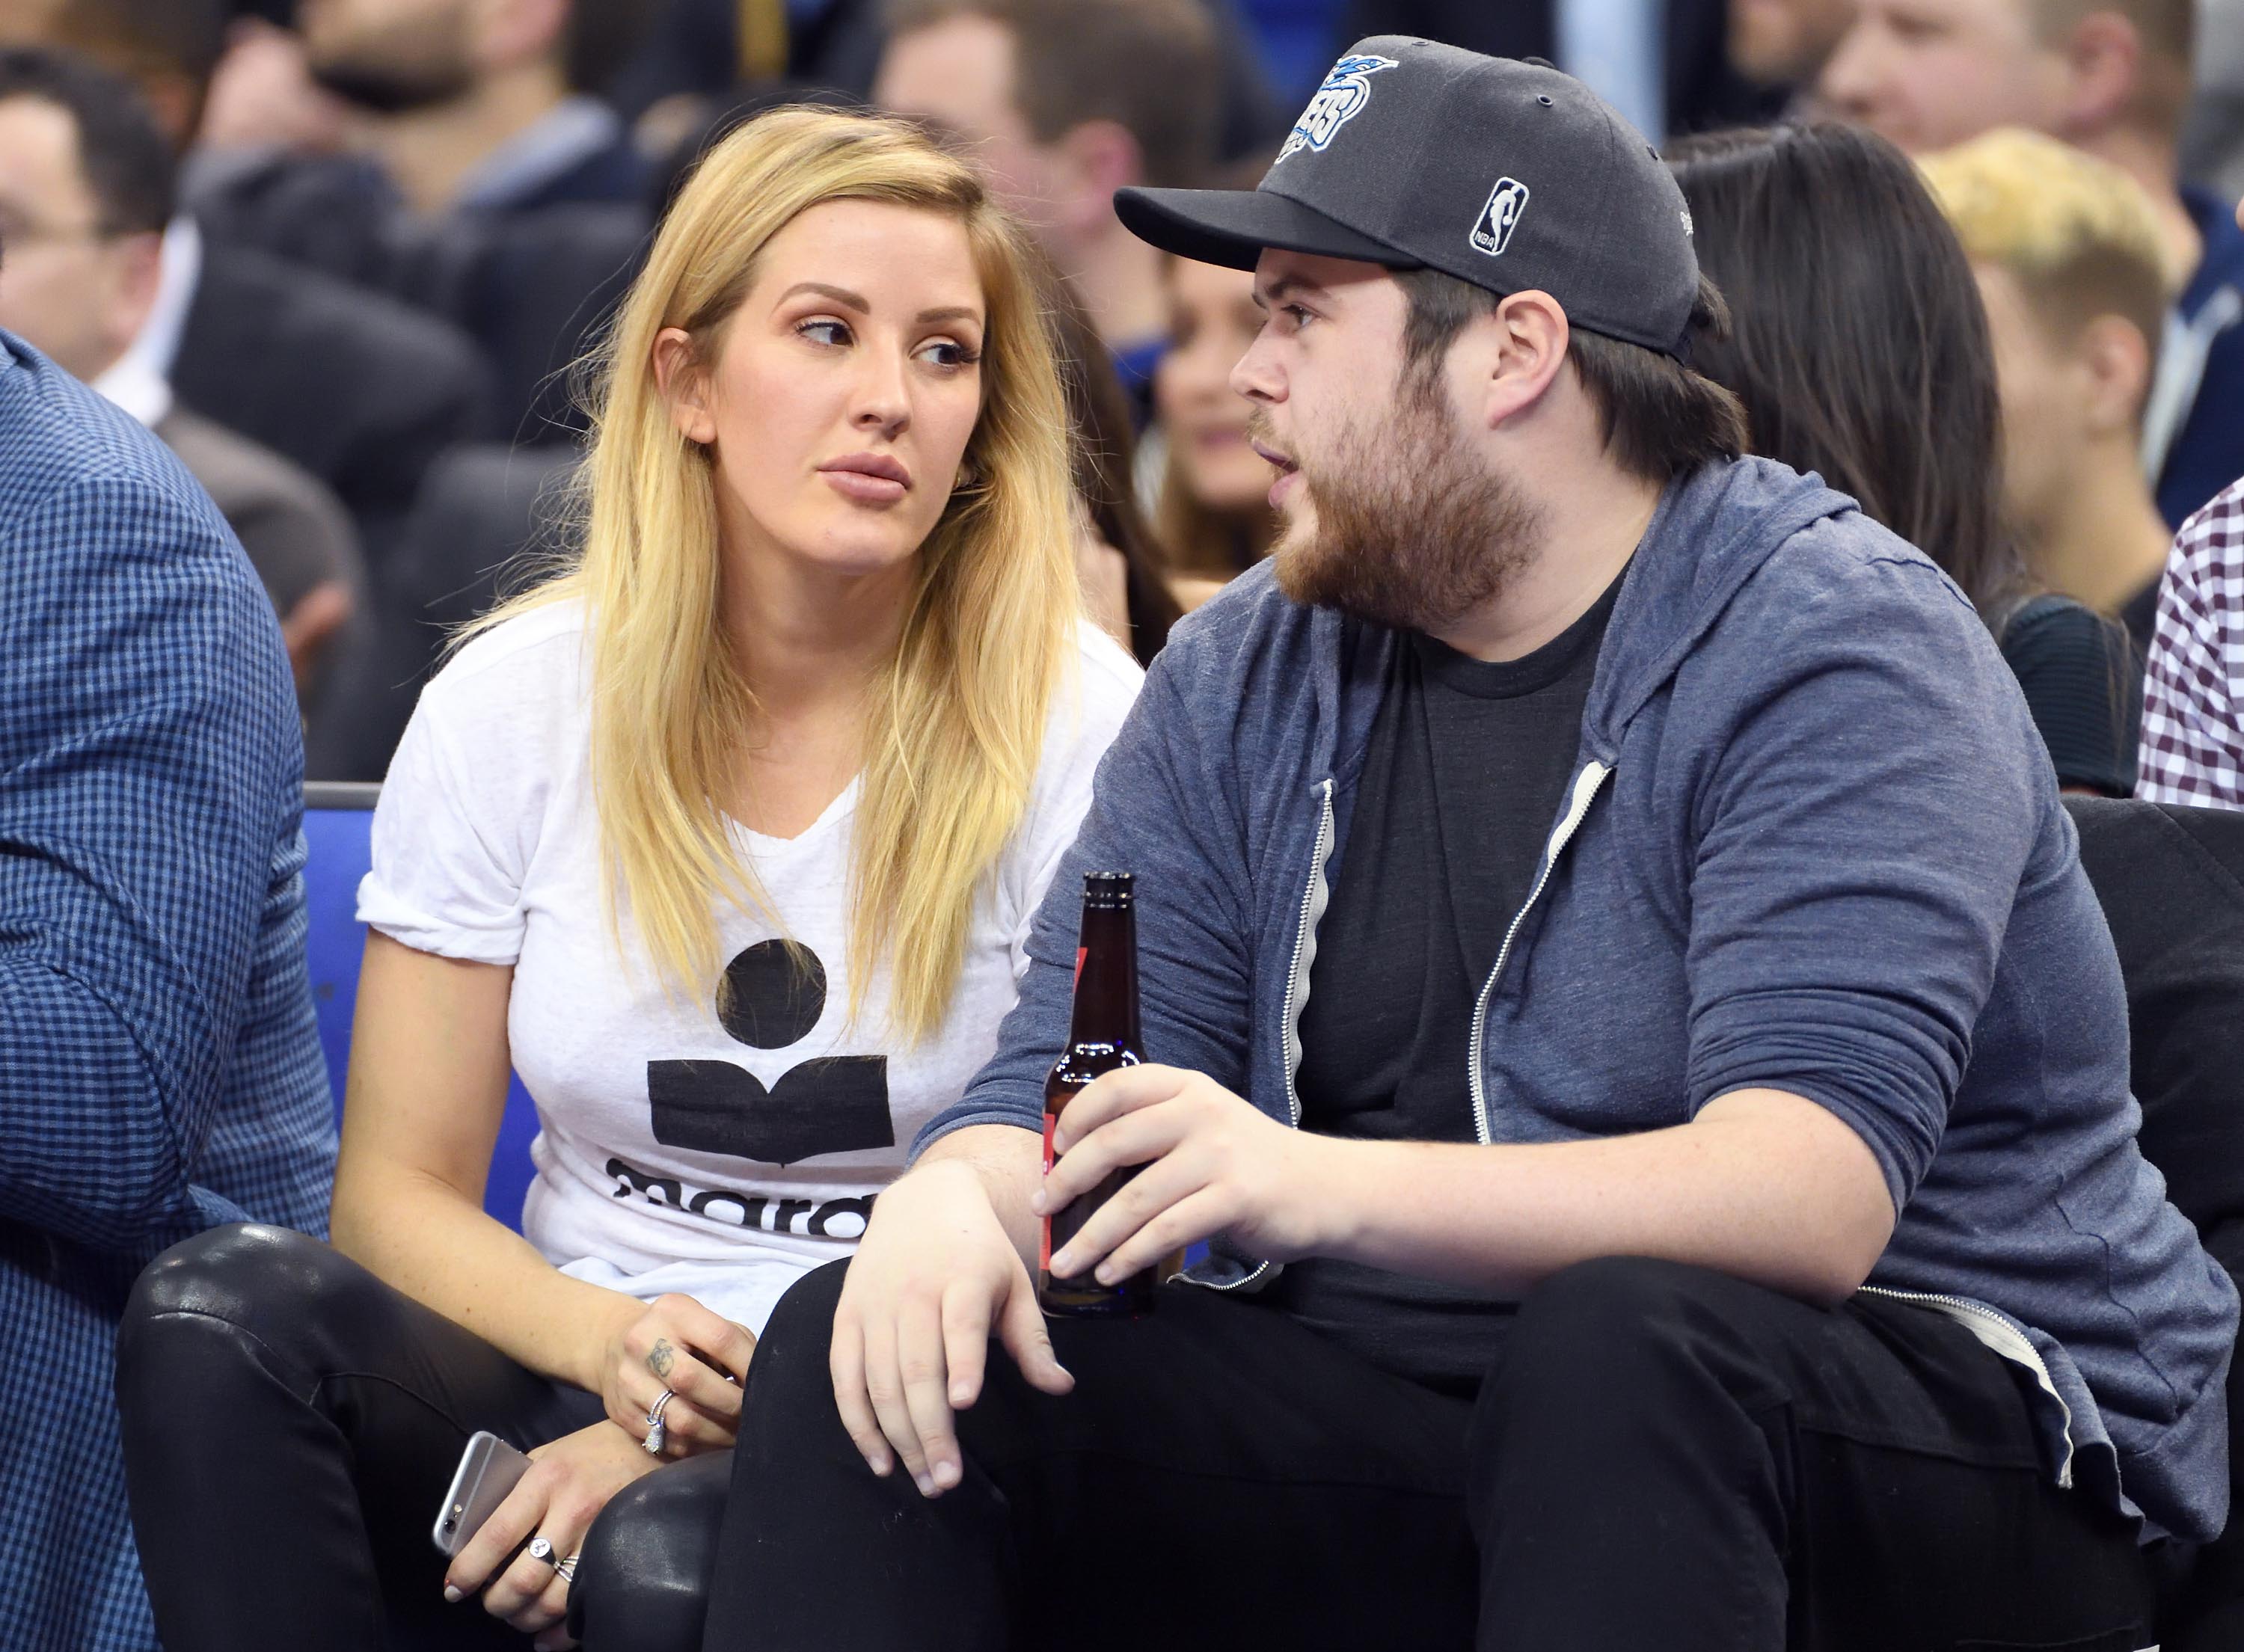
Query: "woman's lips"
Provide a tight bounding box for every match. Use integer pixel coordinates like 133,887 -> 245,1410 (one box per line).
822,470 -> 908,503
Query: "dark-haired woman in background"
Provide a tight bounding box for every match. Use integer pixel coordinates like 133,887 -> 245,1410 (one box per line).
1152,254 -> 1276,609
1041,268 -> 1185,664
1668,122 -> 2142,795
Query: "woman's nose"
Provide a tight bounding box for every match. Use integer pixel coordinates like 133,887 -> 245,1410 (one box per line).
852,354 -> 913,436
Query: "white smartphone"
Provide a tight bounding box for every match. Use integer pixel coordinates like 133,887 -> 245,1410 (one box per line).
432,1431 -> 532,1557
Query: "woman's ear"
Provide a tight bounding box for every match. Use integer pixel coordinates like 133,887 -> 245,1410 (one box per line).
652,326 -> 717,445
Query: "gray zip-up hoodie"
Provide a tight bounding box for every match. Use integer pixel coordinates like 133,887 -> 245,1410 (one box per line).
923,457 -> 2238,1543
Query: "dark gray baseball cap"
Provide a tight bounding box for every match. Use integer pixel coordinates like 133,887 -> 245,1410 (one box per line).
1115,37 -> 1700,358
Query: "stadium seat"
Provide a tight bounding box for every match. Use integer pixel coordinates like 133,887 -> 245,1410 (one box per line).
2066,796 -> 2244,1651
301,780 -> 543,1231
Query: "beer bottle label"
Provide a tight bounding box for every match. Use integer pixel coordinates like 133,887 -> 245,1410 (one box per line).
1040,1113 -> 1058,1273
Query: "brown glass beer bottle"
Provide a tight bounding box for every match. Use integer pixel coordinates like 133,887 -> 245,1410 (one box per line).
1039,871 -> 1156,1317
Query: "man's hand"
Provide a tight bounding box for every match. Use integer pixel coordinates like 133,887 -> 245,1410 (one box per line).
443,1420 -> 661,1649
1034,1065 -> 1341,1284
832,1158 -> 1073,1499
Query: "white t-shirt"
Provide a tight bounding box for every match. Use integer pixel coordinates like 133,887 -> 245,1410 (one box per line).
358,601 -> 1141,1333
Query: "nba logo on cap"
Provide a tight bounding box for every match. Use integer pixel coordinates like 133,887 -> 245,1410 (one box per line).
1470,177 -> 1530,257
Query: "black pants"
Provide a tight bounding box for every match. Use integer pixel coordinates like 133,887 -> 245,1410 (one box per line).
116,1223 -> 644,1651
703,1254 -> 2159,1652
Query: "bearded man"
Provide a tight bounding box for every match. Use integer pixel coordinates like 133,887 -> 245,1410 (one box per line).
691,38 -> 2237,1651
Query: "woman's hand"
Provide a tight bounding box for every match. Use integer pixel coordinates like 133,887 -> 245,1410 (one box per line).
594,1293 -> 756,1455
443,1420 -> 662,1648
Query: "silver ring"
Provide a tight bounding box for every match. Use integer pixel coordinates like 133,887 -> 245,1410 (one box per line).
528,1536 -> 559,1569
555,1555 -> 579,1585
643,1387 -> 675,1457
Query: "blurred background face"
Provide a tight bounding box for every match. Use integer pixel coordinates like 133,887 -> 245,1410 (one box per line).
1729,0 -> 1858,89
0,0 -> 61,45
1972,260 -> 2082,534
0,94 -> 153,379
874,16 -> 1057,230
299,0 -> 478,113
1156,257 -> 1266,515
666,200 -> 988,583
1823,0 -> 2061,152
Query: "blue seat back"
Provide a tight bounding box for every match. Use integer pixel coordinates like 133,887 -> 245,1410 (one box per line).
301,782 -> 542,1231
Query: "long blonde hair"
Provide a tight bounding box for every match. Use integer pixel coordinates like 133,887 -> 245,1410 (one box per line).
479,108 -> 1080,1042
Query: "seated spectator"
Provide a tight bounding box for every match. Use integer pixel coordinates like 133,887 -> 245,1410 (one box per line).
1672,121 -> 2144,794
873,0 -> 1222,420
114,106 -> 1138,1651
2141,489 -> 2244,807
1153,249 -> 1274,607
191,0 -> 651,445
696,43 -> 2234,1651
1824,0 -> 2244,529
11,0 -> 494,576
234,0 -> 647,225
1726,0 -> 1854,107
1038,258 -> 1183,663
2138,199 -> 2244,811
1337,0 -> 1782,139
1922,127 -> 2176,654
0,325 -> 334,1646
0,48 -> 362,720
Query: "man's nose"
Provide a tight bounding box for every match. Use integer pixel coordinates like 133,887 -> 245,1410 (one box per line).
1230,334 -> 1283,403
1817,22 -> 1880,117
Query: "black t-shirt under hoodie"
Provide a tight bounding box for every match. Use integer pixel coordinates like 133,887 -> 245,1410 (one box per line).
1273,568 -> 1625,1395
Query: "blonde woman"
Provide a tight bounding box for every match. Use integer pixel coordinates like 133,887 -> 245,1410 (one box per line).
115,108 -> 1140,1652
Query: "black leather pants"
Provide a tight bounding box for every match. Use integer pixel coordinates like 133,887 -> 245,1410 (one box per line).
114,1223 -> 726,1651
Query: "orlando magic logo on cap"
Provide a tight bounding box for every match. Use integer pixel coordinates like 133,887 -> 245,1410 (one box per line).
1278,53 -> 1396,163
1113,37 -> 1702,360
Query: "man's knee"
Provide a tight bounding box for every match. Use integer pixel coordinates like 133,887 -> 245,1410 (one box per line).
740,1259 -> 852,1412
1495,1256 -> 1762,1412
763,1258 -> 851,1348
568,1451 -> 732,1652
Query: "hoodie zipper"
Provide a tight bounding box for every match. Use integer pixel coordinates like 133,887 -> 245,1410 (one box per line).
1857,1285 -> 2077,1487
1468,761 -> 1611,1144
1279,779 -> 1337,1131
1203,778 -> 1336,1294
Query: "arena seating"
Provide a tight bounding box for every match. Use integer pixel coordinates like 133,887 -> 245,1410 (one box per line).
301,780 -> 543,1231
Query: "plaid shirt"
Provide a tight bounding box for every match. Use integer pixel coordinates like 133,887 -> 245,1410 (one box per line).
2140,476 -> 2244,808
0,334 -> 334,1652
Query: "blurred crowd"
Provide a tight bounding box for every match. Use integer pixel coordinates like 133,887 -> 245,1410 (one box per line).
0,0 -> 2240,796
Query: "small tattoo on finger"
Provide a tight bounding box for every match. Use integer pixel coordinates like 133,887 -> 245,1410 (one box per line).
648,1339 -> 676,1379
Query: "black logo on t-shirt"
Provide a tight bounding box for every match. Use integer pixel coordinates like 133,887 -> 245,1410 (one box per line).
646,940 -> 893,1165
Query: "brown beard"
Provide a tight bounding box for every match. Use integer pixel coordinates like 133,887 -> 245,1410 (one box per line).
1260,368 -> 1542,635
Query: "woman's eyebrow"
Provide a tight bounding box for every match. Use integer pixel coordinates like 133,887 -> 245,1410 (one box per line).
773,283 -> 981,329
776,281 -> 870,312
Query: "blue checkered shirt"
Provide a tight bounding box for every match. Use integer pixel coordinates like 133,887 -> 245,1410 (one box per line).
0,333 -> 335,1652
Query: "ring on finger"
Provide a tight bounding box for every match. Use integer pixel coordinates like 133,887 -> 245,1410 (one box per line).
643,1387 -> 675,1456
528,1535 -> 561,1570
